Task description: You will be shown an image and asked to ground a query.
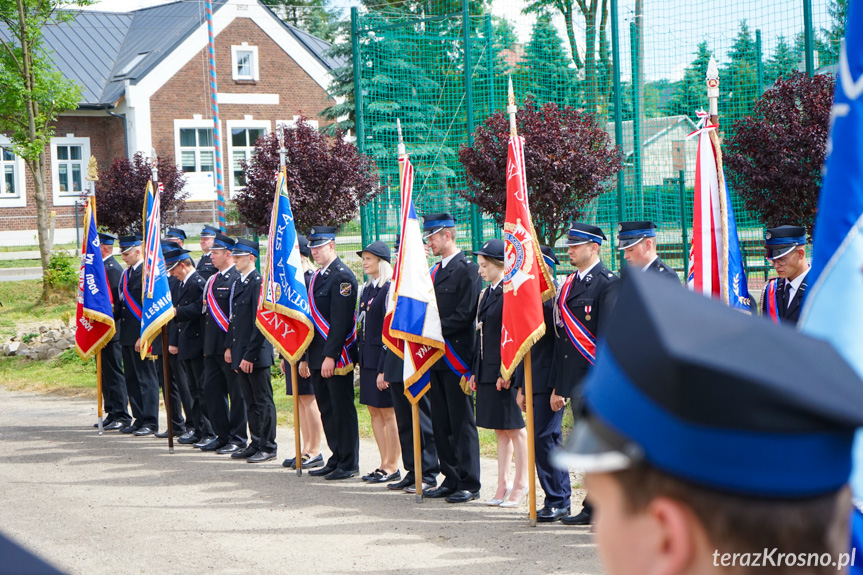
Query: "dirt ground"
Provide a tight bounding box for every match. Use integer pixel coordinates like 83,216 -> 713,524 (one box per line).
0,389 -> 602,575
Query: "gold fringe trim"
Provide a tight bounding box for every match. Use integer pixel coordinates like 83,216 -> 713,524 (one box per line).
75,311 -> 117,361
499,323 -> 547,381
333,363 -> 355,376
139,308 -> 176,361
404,381 -> 431,404
402,349 -> 444,387
255,310 -> 313,366
383,336 -> 405,359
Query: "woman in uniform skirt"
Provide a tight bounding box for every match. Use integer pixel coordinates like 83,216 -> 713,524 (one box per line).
469,239 -> 528,507
281,235 -> 324,469
356,241 -> 401,483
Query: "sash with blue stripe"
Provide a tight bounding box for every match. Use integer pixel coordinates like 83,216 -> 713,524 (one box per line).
121,268 -> 142,323
309,270 -> 357,376
430,262 -> 473,384
205,274 -> 231,332
557,273 -> 597,365
764,279 -> 782,324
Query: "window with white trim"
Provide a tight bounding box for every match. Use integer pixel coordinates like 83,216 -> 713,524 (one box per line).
179,127 -> 215,175
0,146 -> 19,197
51,135 -> 90,207
231,44 -> 259,81
229,126 -> 266,193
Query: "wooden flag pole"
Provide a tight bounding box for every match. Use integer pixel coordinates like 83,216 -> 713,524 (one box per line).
96,351 -> 104,435
508,75 -> 537,527
291,361 -> 302,476
161,325 -> 174,454
412,402 -> 423,503
706,57 -> 730,305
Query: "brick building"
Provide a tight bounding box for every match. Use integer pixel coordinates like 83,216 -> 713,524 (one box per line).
0,0 -> 341,245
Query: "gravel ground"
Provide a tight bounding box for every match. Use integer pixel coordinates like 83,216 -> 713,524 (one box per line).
0,389 -> 602,575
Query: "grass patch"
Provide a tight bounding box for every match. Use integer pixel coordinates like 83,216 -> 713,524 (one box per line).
0,259 -> 41,269
0,242 -> 77,253
0,280 -> 75,340
0,350 -> 97,396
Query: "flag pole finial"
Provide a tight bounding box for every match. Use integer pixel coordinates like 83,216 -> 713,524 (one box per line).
396,118 -> 405,158
278,132 -> 287,169
150,148 -> 159,183
706,56 -> 720,122
507,75 -> 517,137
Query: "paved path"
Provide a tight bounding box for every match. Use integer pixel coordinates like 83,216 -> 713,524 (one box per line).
0,389 -> 601,575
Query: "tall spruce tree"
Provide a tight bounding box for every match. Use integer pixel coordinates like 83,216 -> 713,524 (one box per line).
517,12 -> 578,106
261,0 -> 342,43
721,21 -> 759,136
765,36 -> 798,87
664,41 -> 713,119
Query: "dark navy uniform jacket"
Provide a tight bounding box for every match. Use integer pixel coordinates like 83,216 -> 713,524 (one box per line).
306,256 -> 358,370
203,266 -> 239,357
117,263 -> 144,347
103,255 -> 123,343
431,252 -> 482,372
759,273 -> 809,326
645,257 -> 680,284
228,269 -> 273,370
472,283 -> 503,384
552,261 -> 619,398
196,253 -> 216,281
173,271 -> 206,361
357,279 -> 390,373
514,297 -> 556,394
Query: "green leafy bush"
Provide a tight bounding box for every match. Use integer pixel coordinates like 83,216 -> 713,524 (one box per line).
43,251 -> 78,294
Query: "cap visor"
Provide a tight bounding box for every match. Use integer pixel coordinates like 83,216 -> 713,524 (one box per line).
552,418 -> 638,473
308,239 -> 334,248
422,227 -> 444,239
617,237 -> 645,250
565,239 -> 591,247
767,245 -> 797,260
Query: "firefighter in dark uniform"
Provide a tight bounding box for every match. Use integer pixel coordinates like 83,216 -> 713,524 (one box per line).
166,247 -> 214,446
115,235 -> 160,436
196,225 -> 218,281
618,221 -> 680,283
199,233 -> 247,454
227,238 -> 277,463
551,222 -> 620,525
759,225 -> 810,326
422,213 -> 482,503
301,226 -> 360,480
93,232 -> 131,430
515,246 -> 571,522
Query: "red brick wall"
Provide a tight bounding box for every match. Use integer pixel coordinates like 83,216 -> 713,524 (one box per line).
2,115 -> 125,232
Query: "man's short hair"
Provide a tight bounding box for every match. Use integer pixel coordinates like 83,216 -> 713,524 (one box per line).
612,462 -> 851,574
443,226 -> 457,241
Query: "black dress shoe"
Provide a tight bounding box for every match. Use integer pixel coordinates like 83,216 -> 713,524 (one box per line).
103,420 -> 127,431
194,436 -> 217,448
120,423 -> 141,434
537,505 -> 571,523
324,468 -> 359,480
308,465 -> 336,477
370,470 -> 400,484
178,432 -> 200,445
404,483 -> 429,494
216,443 -> 244,455
93,417 -> 115,428
445,490 -> 480,503
133,426 -> 156,437
155,429 -> 183,439
387,475 -> 413,491
423,485 -> 456,498
248,451 -> 276,463
561,509 -> 592,526
199,438 -> 227,452
231,446 -> 258,459
362,468 -> 384,482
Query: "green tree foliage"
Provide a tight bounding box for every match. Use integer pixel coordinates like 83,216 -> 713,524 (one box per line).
261,0 -> 343,43
492,16 -> 517,51
720,21 -> 758,135
819,0 -> 847,68
664,41 -> 713,118
765,35 -> 798,86
516,12 -> 578,106
0,0 -> 92,294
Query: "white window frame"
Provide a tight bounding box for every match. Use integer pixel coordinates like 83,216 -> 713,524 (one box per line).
231,44 -> 259,81
226,119 -> 270,197
50,135 -> 90,207
278,116 -> 319,131
0,135 -> 25,207
174,118 -> 219,202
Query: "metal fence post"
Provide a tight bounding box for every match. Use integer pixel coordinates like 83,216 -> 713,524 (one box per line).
463,0 -> 482,252
611,0 -> 625,270
755,29 -> 764,95
803,0 -> 815,76
352,7 -> 372,249
630,21 -> 643,220
678,170 -> 688,281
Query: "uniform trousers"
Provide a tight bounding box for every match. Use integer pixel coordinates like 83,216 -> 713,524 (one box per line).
181,356 -> 213,437
203,354 -> 247,446
237,367 -> 277,452
311,370 -> 359,472
121,345 -> 159,429
389,381 -> 439,484
429,370 -> 481,492
156,354 -> 192,431
533,392 -> 571,509
100,339 -> 130,423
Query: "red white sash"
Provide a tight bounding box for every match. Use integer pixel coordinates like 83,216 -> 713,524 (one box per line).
557,273 -> 597,364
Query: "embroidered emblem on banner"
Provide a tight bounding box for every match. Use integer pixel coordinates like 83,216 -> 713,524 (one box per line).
503,218 -> 535,295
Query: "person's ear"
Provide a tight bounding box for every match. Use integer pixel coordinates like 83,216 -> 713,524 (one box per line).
643,497 -> 700,575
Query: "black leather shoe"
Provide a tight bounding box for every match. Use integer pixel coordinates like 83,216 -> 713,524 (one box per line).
178,432 -> 200,445
370,470 -> 400,484
133,426 -> 156,437
537,505 -> 571,523
387,475 -> 413,491
194,436 -> 217,449
248,451 -> 276,463
93,417 -> 115,428
199,438 -> 227,452
308,465 -> 336,477
103,420 -> 127,431
155,429 -> 183,439
423,486 -> 456,499
324,468 -> 359,480
445,490 -> 480,503
119,423 -> 141,434
231,446 -> 258,459
216,443 -> 244,455
561,509 -> 592,526
362,468 -> 384,482
404,483 -> 430,494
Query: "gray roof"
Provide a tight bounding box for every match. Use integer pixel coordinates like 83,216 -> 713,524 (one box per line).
1,1 -> 339,108
605,115 -> 698,158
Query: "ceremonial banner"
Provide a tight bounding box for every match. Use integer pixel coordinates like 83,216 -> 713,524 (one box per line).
798,5 -> 863,566
687,117 -> 752,312
75,197 -> 116,360
139,180 -> 175,359
386,154 -> 445,402
256,168 -> 314,363
500,134 -> 554,380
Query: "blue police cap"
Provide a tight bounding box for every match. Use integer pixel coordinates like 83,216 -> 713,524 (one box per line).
566,223 -> 606,246
422,213 -> 456,238
164,248 -> 192,270
118,235 -> 142,252
233,238 -> 259,258
765,225 -> 807,260
472,238 -> 505,261
165,227 -> 186,241
211,233 -> 235,251
297,234 -> 310,257
200,225 -> 219,238
308,226 -> 337,248
556,271 -> 863,498
540,245 -> 559,269
617,221 -> 657,249
98,232 -> 116,246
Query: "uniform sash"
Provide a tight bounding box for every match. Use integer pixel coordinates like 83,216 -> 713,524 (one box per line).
429,262 -> 472,382
309,270 -> 357,373
205,274 -> 231,332
121,268 -> 142,323
765,279 -> 782,324
557,273 -> 597,365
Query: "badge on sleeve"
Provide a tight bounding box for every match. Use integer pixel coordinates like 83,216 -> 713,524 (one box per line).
340,283 -> 352,297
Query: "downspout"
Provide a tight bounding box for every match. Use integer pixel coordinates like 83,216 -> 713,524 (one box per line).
103,104 -> 129,158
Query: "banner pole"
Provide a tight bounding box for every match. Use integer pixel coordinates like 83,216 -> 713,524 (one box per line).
161,325 -> 174,453
412,402 -> 423,503
525,351 -> 537,526
291,361 -> 302,476
96,351 -> 104,436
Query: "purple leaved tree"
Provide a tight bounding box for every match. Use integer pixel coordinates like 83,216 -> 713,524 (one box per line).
459,99 -> 622,247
